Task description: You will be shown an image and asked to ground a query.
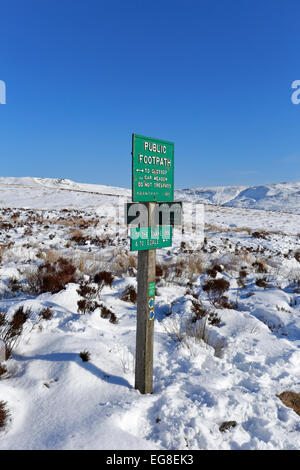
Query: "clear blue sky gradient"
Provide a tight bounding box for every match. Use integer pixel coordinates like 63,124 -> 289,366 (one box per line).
0,0 -> 299,188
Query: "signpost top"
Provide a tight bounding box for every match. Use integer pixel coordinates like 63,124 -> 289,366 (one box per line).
132,133 -> 174,202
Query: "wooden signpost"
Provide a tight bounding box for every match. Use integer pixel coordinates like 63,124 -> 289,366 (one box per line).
130,133 -> 178,394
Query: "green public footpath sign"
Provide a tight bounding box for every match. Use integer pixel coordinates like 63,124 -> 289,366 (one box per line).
132,134 -> 174,202
130,226 -> 172,251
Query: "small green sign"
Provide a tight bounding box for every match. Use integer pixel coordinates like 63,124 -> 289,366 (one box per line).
130,226 -> 172,251
148,282 -> 155,297
132,134 -> 174,202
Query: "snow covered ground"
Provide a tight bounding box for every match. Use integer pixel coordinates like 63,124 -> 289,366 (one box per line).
0,177 -> 299,450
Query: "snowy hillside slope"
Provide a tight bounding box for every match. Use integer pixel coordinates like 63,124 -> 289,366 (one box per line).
0,177 -> 130,210
176,185 -> 246,206
1,177 -> 300,213
177,182 -> 300,213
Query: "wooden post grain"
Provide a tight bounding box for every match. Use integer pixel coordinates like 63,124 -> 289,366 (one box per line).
135,202 -> 156,394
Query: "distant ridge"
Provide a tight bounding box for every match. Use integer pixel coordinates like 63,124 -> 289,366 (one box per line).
176,182 -> 300,213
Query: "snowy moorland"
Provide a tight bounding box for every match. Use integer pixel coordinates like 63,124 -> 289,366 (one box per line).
176,180 -> 300,213
0,177 -> 299,450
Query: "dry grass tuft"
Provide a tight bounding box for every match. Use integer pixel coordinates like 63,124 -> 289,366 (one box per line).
186,254 -> 203,277
111,250 -> 137,275
43,249 -> 62,264
163,316 -> 225,357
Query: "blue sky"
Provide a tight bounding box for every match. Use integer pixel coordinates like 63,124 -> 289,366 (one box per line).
0,0 -> 299,189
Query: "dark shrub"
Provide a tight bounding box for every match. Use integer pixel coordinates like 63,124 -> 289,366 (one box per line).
39,307 -> 53,320
156,264 -> 163,278
208,311 -> 221,326
252,261 -> 267,274
255,277 -> 269,288
0,313 -> 5,327
100,305 -> 118,324
0,401 -> 9,429
214,264 -> 223,273
93,271 -> 114,287
206,264 -> 223,278
206,268 -> 217,278
93,271 -> 114,295
191,299 -> 207,320
28,257 -> 76,294
100,305 -> 110,319
191,299 -> 221,326
8,306 -> 30,338
109,312 -> 118,324
79,350 -> 91,362
90,236 -> 114,248
77,282 -> 97,299
77,299 -> 88,314
0,364 -> 7,377
252,231 -> 268,239
202,278 -> 230,307
77,299 -> 100,314
7,277 -> 21,294
120,285 -> 137,303
0,306 -> 31,358
218,295 -> 232,309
